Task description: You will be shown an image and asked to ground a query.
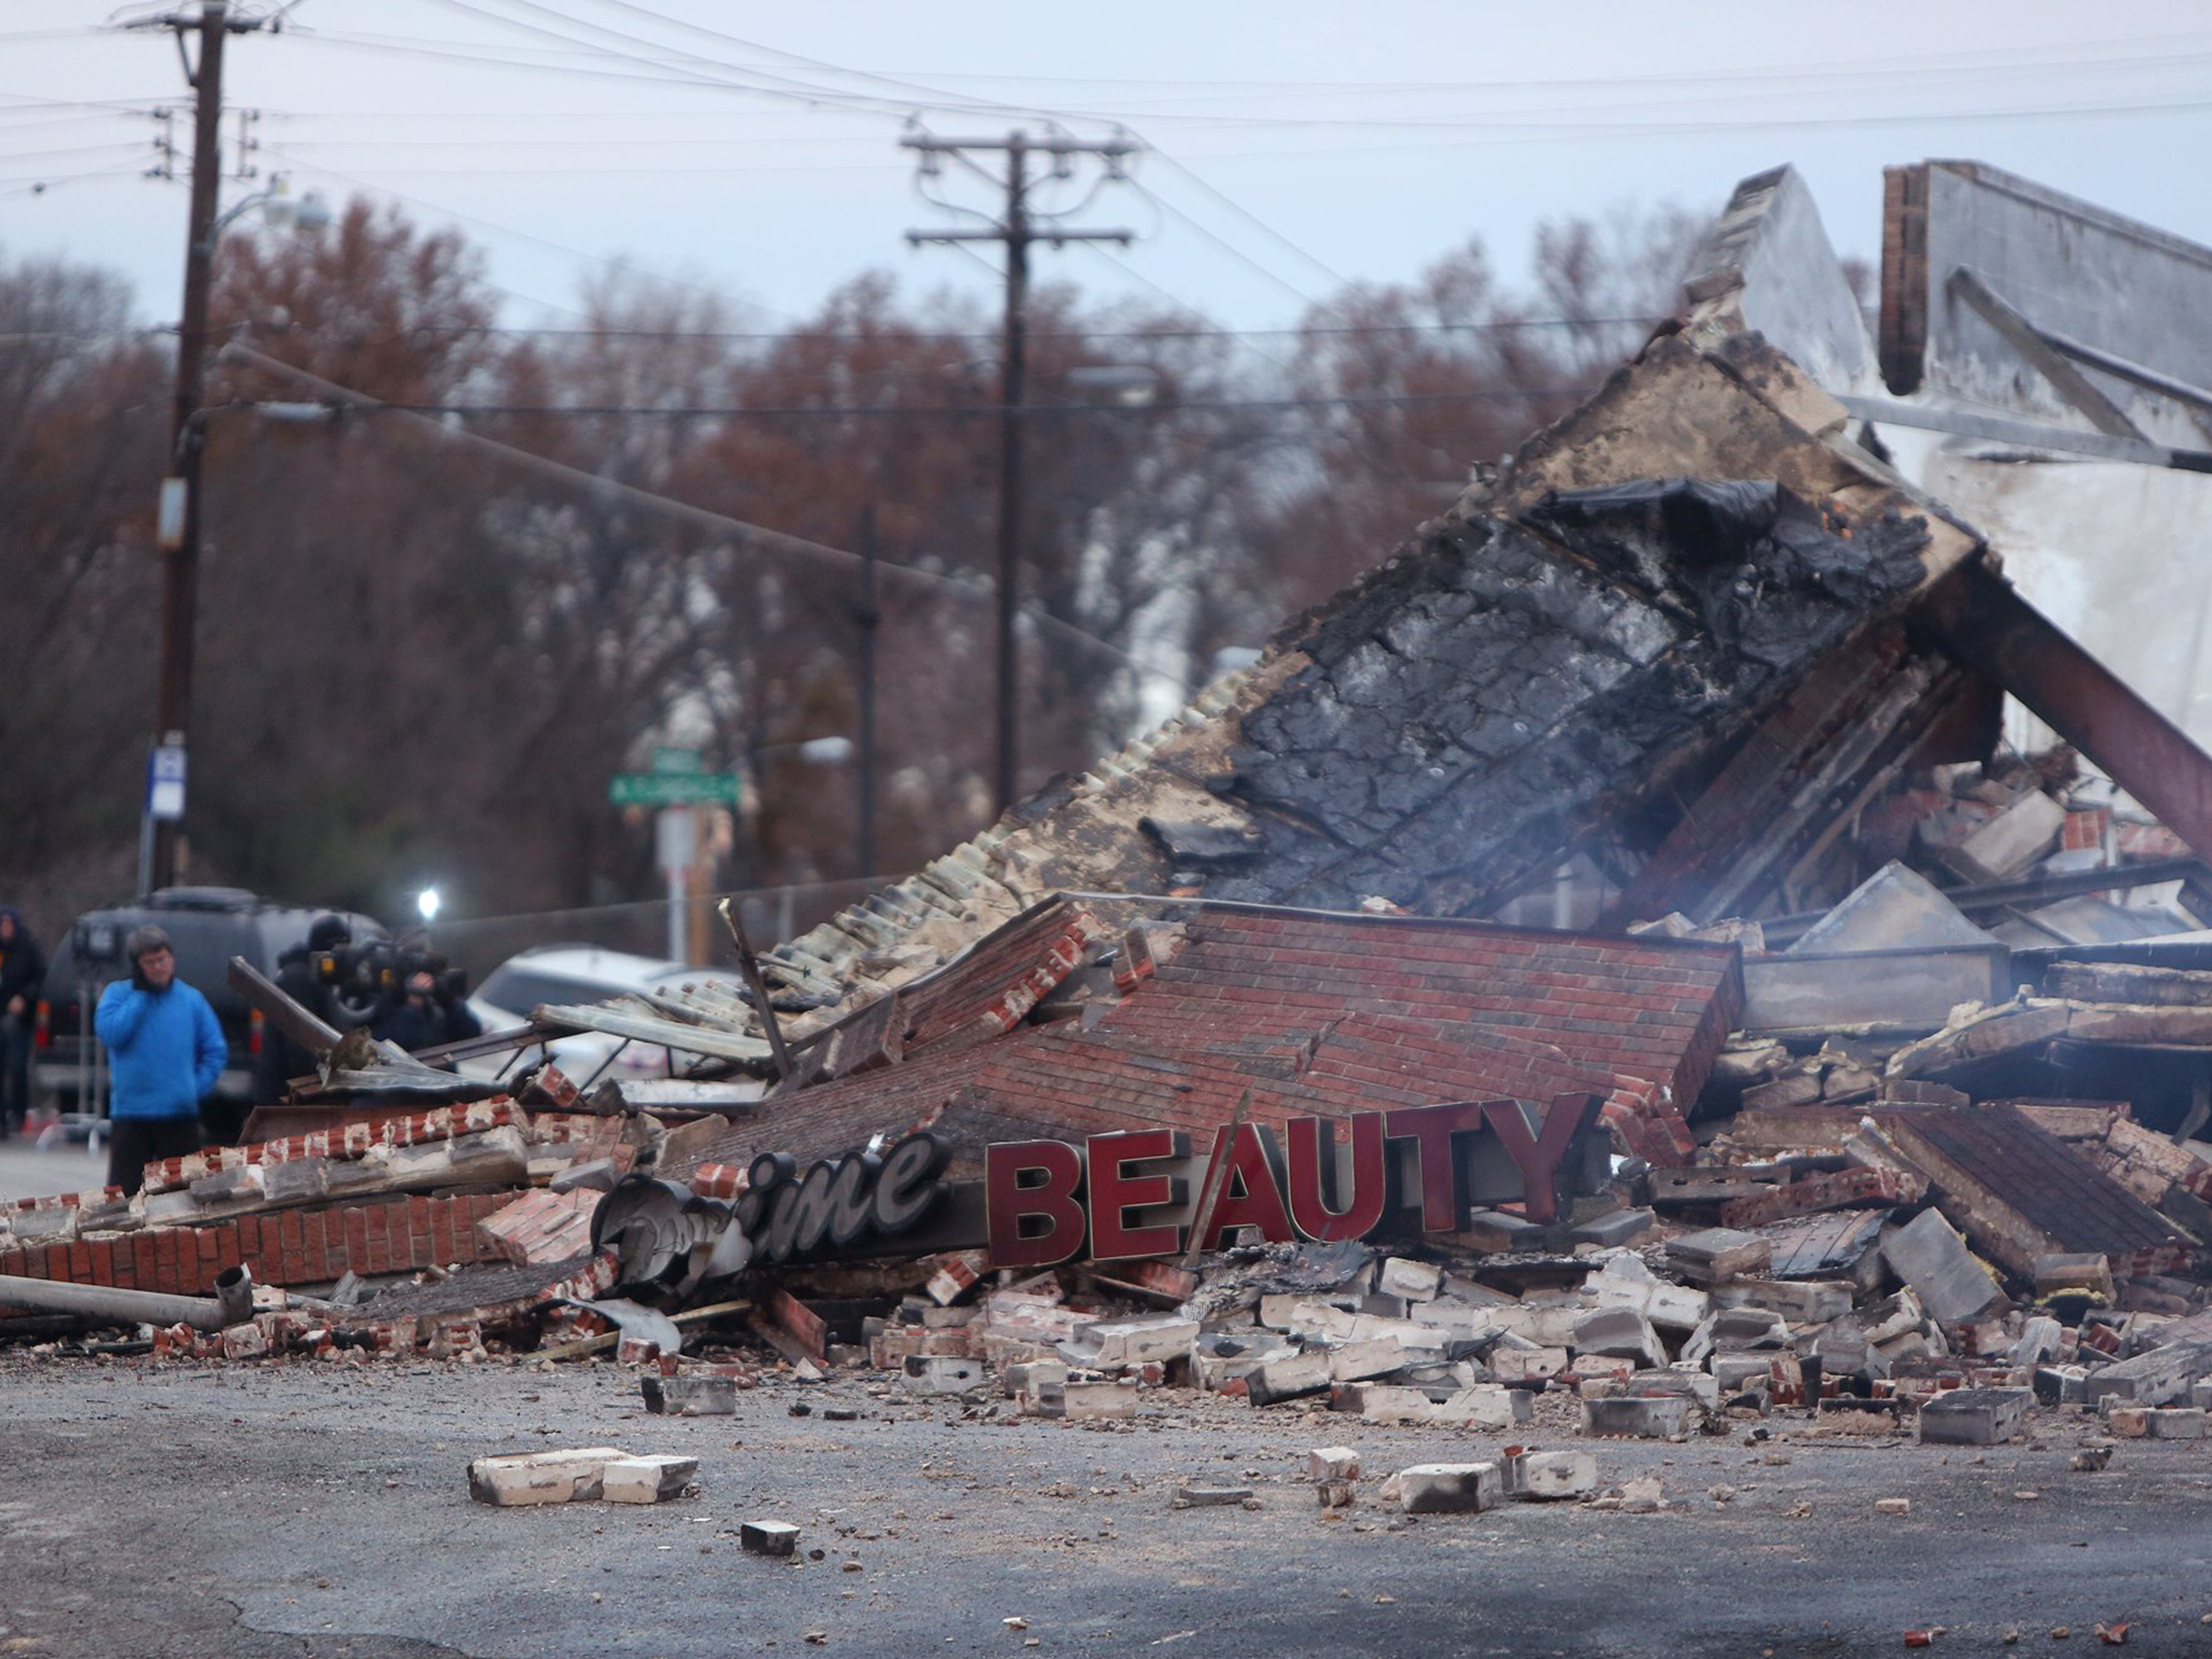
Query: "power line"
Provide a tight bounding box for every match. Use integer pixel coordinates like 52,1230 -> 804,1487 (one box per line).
0,154 -> 161,199
1143,151 -> 1347,291
223,341 -> 1199,700
0,139 -> 155,164
0,313 -> 1657,350
1127,180 -> 1318,307
275,27 -> 2212,137
413,0 -> 943,121
521,32 -> 2212,100
238,311 -> 1658,345
294,388 -> 1588,418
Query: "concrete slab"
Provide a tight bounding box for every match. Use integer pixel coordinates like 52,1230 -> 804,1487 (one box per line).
1880,1208 -> 2003,1324
1788,861 -> 1999,955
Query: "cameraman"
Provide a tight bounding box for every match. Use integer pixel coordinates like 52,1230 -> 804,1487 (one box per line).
373,967 -> 482,1054
252,913 -> 351,1111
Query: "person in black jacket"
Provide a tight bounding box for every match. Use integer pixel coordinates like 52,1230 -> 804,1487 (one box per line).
0,907 -> 46,1137
252,913 -> 351,1108
372,969 -> 482,1055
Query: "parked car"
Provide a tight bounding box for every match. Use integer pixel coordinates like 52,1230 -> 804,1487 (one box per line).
458,944 -> 702,1085
34,887 -> 388,1134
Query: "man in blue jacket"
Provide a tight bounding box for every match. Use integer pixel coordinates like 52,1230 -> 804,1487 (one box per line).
95,925 -> 222,1195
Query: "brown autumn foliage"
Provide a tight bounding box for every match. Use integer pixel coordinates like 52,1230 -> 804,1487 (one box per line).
0,198 -> 1701,963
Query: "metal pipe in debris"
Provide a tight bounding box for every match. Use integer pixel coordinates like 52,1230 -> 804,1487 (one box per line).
0,1264 -> 254,1332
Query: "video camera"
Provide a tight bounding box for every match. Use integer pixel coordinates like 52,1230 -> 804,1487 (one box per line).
315,939 -> 468,1023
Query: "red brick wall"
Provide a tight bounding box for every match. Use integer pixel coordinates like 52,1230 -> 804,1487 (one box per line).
0,1192 -> 512,1314
675,907 -> 1740,1173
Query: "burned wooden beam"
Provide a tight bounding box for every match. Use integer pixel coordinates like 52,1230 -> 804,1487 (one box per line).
1924,562 -> 2212,869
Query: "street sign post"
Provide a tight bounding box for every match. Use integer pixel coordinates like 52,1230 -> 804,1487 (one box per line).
612,753 -> 738,962
609,771 -> 740,808
147,741 -> 187,822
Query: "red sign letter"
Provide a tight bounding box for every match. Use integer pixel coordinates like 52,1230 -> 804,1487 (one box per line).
1484,1093 -> 1599,1224
1285,1112 -> 1387,1242
1382,1101 -> 1490,1234
1085,1128 -> 1188,1260
985,1139 -> 1087,1269
1193,1123 -> 1295,1250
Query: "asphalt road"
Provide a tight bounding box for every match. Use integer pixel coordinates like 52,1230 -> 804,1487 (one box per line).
0,1130 -> 108,1204
5,1358 -> 2212,1658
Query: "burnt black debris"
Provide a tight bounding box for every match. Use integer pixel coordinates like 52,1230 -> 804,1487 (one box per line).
1212,485 -> 1930,913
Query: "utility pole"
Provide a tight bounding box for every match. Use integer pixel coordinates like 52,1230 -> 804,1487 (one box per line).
903,129 -> 1138,815
855,503 -> 879,882
133,0 -> 268,893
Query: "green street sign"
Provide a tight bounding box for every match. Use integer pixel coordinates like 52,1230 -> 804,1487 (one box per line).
609,771 -> 741,808
652,746 -> 703,775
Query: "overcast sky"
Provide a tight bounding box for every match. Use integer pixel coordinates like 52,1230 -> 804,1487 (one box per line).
7,1 -> 2212,335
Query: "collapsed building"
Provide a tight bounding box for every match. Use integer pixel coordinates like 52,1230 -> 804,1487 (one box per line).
12,158 -> 2212,1480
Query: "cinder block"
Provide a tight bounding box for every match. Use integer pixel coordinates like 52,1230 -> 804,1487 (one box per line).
1581,1395 -> 1695,1440
1710,1353 -> 1774,1392
467,1447 -> 623,1507
1192,1334 -> 1294,1392
1174,1484 -> 1252,1509
741,1520 -> 799,1556
1247,1349 -> 1335,1407
1376,1257 -> 1443,1301
1397,1462 -> 1502,1515
1570,1208 -> 1654,1249
1713,1280 -> 1852,1324
1351,1384 -> 1441,1425
2078,1340 -> 2212,1409
1565,1353 -> 1635,1384
1060,1314 -> 1198,1369
1308,1446 -> 1360,1482
1492,1346 -> 1570,1386
1063,1379 -> 1139,1420
2148,1407 -> 2206,1440
1328,1337 -> 1405,1385
1571,1307 -> 1666,1370
1681,1307 -> 1789,1367
1918,1387 -> 2031,1446
1629,1368 -> 1719,1411
1665,1227 -> 1772,1287
602,1454 -> 699,1504
1437,1386 -> 1532,1429
902,1354 -> 985,1394
1513,1450 -> 1598,1500
641,1375 -> 738,1417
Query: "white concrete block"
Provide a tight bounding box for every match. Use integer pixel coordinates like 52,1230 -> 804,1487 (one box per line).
467,1446 -> 623,1507
1398,1462 -> 1502,1514
602,1454 -> 699,1504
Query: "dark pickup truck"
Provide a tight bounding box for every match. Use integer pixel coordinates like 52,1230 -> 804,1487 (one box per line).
34,887 -> 385,1133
